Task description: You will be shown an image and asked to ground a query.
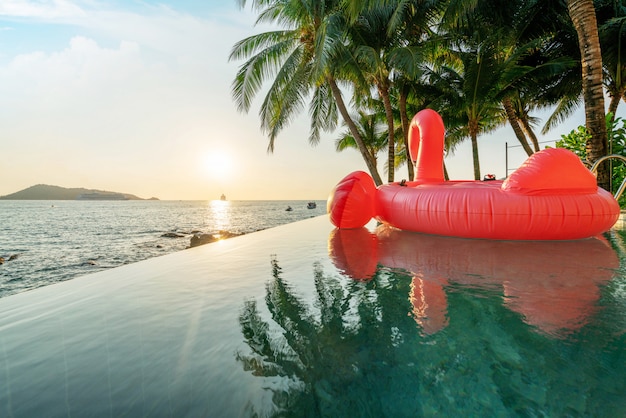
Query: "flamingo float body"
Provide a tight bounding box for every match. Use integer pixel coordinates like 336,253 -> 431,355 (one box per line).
327,109 -> 620,240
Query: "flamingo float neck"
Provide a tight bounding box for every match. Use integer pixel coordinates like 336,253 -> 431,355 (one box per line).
409,109 -> 445,183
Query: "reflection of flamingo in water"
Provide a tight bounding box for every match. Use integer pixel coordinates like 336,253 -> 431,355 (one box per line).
328,226 -> 619,338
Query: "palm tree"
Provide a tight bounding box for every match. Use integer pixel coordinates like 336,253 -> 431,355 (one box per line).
567,0 -> 610,190
390,77 -> 449,178
428,33 -> 513,180
503,48 -> 578,156
232,0 -> 614,189
346,4 -> 411,183
342,0 -> 444,183
500,0 -> 580,155
531,0 -> 626,192
509,93 -> 543,152
433,0 -> 588,180
335,109 -> 387,174
230,0 -> 384,185
396,79 -> 415,180
600,17 -> 626,115
503,96 -> 535,156
433,0 -> 536,179
390,1 -> 448,180
596,0 -> 626,117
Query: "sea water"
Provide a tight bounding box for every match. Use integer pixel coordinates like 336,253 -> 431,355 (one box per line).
0,200 -> 325,298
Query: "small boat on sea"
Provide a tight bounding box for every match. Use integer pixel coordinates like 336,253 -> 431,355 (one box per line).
327,109 -> 620,240
220,194 -> 226,201
286,206 -> 293,211
307,202 -> 317,209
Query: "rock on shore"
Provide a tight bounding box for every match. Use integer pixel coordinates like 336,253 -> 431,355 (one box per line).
190,231 -> 243,248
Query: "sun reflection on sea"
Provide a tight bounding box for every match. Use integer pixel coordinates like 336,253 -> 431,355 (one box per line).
207,199 -> 231,232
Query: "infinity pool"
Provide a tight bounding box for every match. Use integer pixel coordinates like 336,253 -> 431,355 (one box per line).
1,216 -> 625,417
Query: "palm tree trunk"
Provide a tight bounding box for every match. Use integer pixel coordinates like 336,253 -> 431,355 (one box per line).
520,118 -> 541,152
399,87 -> 414,180
471,135 -> 481,180
469,120 -> 481,180
567,0 -> 610,190
328,76 -> 383,185
503,97 -> 533,156
379,83 -> 396,183
369,149 -> 378,166
608,88 -> 624,117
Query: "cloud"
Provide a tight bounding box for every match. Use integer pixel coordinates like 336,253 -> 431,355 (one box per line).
0,35 -> 145,118
0,0 -> 86,19
0,2 -> 249,106
0,2 -> 262,169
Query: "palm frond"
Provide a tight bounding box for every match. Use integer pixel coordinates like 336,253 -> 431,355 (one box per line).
541,94 -> 583,134
309,83 -> 338,145
388,46 -> 425,79
229,30 -> 294,62
230,34 -> 298,113
260,49 -> 312,151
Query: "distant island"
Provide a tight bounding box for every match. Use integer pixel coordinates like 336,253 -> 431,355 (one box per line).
0,184 -> 159,201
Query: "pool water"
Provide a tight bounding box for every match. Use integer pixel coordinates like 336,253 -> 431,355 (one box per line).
1,216 -> 625,417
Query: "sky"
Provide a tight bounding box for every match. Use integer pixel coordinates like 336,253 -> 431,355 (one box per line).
0,0 -> 620,200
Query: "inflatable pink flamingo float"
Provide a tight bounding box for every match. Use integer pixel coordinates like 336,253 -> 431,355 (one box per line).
327,109 -> 620,240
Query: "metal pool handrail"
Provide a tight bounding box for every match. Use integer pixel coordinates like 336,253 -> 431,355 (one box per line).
590,154 -> 626,201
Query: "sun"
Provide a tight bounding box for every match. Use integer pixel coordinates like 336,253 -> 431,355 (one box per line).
201,151 -> 234,180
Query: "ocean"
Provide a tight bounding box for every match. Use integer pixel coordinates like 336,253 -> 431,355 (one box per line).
0,199 -> 326,298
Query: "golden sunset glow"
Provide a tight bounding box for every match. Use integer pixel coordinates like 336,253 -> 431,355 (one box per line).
202,151 -> 234,180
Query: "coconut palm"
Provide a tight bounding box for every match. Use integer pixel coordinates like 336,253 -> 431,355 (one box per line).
535,0 -> 626,191
503,46 -> 579,156
501,0 -> 579,154
432,1 -> 529,178
508,93 -> 544,153
602,23 -> 626,117
433,0 -> 586,179
335,109 -> 387,174
347,5 -> 415,182
396,79 -> 416,180
596,0 -> 626,116
427,32 -> 514,180
340,0 -> 444,183
230,0 -> 384,185
389,76 -> 455,178
390,0 -> 448,180
567,0 -> 610,189
502,96 -> 534,157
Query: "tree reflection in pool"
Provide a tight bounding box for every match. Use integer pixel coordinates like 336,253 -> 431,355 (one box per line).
237,227 -> 626,417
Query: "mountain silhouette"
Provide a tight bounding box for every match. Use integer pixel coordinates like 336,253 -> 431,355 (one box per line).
0,184 -> 157,200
